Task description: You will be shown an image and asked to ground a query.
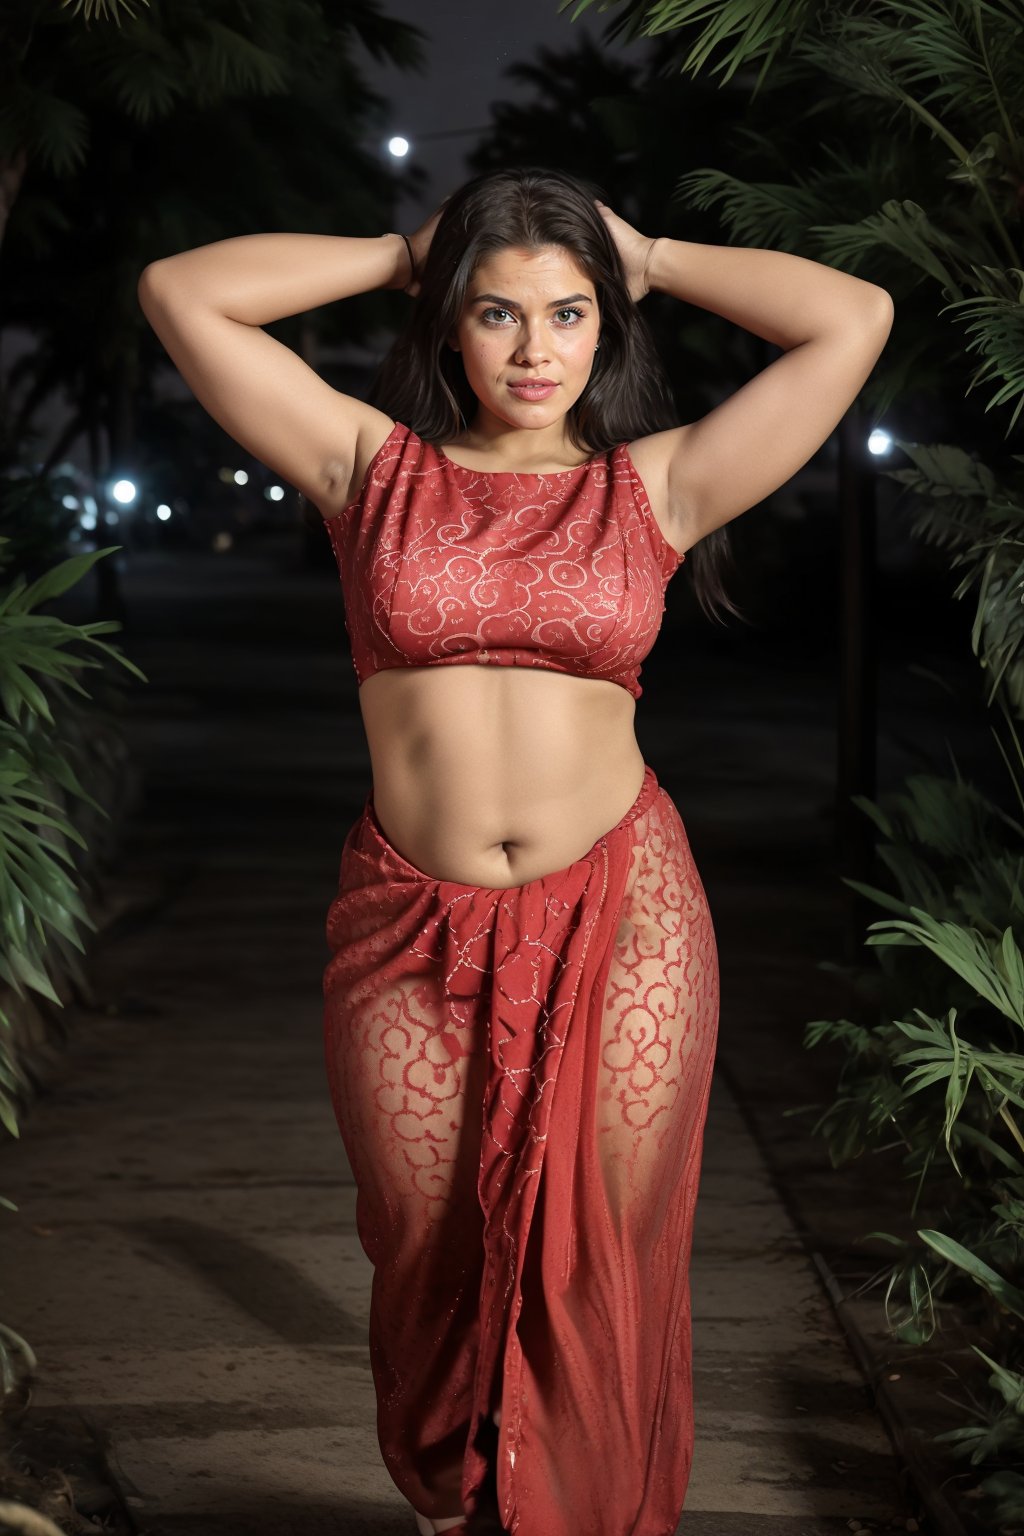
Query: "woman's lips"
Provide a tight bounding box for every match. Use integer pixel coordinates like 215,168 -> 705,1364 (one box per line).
508,382 -> 558,400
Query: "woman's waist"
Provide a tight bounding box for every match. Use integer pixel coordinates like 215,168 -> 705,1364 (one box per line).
358,668 -> 645,887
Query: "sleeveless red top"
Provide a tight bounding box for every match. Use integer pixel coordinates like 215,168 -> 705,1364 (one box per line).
325,420 -> 683,701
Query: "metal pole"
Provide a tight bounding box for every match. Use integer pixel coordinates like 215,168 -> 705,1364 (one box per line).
835,403 -> 879,960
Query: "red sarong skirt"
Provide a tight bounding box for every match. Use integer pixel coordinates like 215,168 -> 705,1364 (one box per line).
323,764 -> 720,1536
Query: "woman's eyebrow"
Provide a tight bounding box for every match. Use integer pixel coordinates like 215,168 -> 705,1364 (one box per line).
471,292 -> 593,308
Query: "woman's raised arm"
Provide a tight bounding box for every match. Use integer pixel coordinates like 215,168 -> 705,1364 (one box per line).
596,202 -> 893,552
136,232 -> 411,516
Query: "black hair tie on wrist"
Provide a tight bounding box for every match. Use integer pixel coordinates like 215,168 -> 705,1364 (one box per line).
401,233 -> 415,287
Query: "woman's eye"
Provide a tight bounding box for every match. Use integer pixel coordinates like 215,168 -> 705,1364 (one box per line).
481,306 -> 587,326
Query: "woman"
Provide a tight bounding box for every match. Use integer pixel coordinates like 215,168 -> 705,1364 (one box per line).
137,166 -> 893,1536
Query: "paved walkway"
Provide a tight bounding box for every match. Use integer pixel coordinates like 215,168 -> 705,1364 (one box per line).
2,539 -> 930,1534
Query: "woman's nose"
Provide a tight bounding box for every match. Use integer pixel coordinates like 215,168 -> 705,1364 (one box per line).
513,326 -> 548,363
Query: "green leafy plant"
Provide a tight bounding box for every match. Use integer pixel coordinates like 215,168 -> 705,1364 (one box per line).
804,752 -> 1024,1518
0,533 -> 146,1151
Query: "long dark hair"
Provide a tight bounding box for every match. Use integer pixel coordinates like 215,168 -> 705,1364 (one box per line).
368,165 -> 739,623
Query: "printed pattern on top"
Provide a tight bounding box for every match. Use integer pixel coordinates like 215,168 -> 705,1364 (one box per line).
325,421 -> 683,701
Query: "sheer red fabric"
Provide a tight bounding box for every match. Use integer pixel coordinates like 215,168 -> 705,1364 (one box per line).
323,765 -> 719,1535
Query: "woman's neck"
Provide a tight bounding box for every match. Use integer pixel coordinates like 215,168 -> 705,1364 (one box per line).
449,412 -> 593,472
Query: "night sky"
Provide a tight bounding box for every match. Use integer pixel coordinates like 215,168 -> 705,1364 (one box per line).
359,0 -> 644,227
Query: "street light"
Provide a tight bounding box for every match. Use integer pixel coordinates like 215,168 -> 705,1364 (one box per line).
380,124 -> 492,161
111,477 -> 136,505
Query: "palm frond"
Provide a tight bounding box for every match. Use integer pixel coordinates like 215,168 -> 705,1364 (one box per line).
673,167 -> 831,252
941,271 -> 1024,435
571,0 -> 818,90
59,0 -> 149,23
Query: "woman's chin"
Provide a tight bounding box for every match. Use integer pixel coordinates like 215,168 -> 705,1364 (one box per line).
483,397 -> 569,429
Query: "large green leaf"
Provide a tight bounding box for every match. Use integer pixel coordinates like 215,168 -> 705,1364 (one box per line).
8,547 -> 121,616
868,911 -> 1024,1027
918,1229 -> 1024,1318
5,946 -> 61,1005
0,1095 -> 20,1138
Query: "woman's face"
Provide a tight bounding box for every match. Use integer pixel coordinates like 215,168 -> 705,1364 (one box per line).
449,244 -> 601,430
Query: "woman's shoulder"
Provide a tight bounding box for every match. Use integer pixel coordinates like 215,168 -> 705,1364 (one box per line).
356,415 -> 432,480
328,419 -> 459,521
360,418 -> 440,466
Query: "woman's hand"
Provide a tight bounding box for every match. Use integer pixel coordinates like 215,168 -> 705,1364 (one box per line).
399,199 -> 449,297
595,201 -> 658,302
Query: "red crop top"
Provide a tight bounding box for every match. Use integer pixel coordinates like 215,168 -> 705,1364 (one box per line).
324,421 -> 684,701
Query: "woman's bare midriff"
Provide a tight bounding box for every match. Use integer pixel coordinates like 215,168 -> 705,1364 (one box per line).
357,665 -> 646,888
